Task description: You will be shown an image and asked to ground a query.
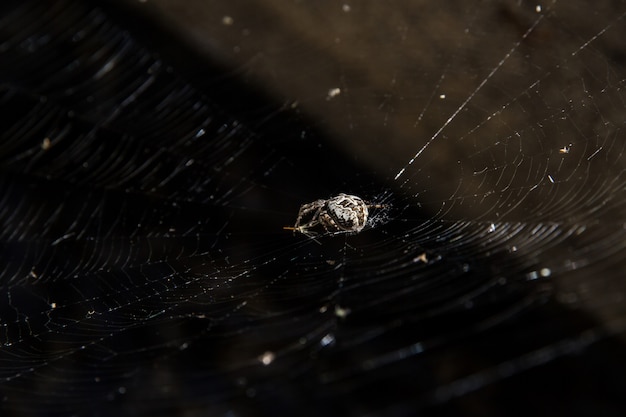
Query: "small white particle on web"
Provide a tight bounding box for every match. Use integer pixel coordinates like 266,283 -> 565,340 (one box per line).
327,87 -> 341,100
342,4 -> 351,12
535,5 -> 542,13
259,351 -> 275,366
439,94 -> 446,99
559,145 -> 570,154
50,302 -> 56,309
540,267 -> 551,277
334,305 -> 351,318
94,60 -> 116,79
488,223 -> 496,233
413,253 -> 428,263
194,128 -> 205,138
527,271 -> 539,280
320,334 -> 335,347
547,174 -> 554,183
41,137 -> 51,150
222,16 -> 234,26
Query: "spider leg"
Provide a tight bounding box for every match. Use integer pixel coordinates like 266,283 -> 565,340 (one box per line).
367,204 -> 388,209
294,200 -> 324,230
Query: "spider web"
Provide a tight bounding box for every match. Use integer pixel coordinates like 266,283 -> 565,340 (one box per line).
1,0 -> 626,416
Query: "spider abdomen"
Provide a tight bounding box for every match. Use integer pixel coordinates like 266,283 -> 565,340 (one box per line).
325,194 -> 368,232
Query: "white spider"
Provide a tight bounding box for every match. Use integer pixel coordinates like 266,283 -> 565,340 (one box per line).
284,193 -> 383,236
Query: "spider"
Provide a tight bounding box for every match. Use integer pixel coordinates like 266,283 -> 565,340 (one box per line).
284,193 -> 384,236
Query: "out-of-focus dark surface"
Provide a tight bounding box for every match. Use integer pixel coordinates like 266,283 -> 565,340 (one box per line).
1,0 -> 626,416
117,0 -> 626,191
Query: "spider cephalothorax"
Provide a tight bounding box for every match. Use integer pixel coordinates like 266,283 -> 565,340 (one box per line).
285,194 -> 377,236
